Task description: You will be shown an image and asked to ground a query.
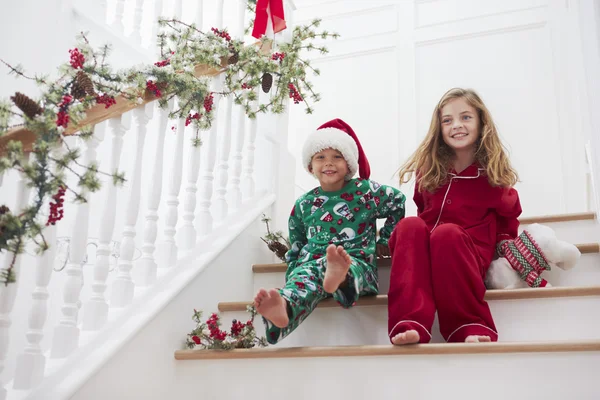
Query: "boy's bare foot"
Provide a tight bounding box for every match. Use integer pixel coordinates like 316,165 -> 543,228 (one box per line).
391,330 -> 420,345
465,335 -> 491,343
253,288 -> 289,328
323,244 -> 352,293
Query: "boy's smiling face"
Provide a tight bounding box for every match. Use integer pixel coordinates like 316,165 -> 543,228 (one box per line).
309,148 -> 349,192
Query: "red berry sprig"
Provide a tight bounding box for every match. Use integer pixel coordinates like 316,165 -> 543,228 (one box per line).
46,185 -> 66,226
154,59 -> 170,67
288,83 -> 303,104
241,82 -> 253,90
206,313 -> 227,341
146,80 -> 162,98
211,27 -> 231,41
271,52 -> 286,62
56,95 -> 73,128
185,112 -> 201,127
69,48 -> 85,69
203,93 -> 214,113
95,94 -> 117,109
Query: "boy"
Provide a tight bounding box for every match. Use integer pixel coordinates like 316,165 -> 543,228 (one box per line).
254,118 -> 406,344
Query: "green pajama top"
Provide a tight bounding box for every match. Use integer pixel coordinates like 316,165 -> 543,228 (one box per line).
285,178 -> 406,277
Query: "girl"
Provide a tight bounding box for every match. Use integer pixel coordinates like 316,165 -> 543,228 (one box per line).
388,88 -> 521,344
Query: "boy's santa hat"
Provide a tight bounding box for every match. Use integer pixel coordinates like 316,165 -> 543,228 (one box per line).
302,118 -> 370,180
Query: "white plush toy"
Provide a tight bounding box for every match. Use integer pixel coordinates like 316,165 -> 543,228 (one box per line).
485,223 -> 581,289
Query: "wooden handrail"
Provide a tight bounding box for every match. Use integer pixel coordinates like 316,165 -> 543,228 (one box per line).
0,40 -> 271,156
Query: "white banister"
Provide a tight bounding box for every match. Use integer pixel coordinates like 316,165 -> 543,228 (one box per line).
196,79 -> 223,236
110,104 -> 153,307
82,115 -> 129,330
113,0 -> 126,34
174,0 -> 183,20
153,0 -> 164,50
133,0 -> 145,45
228,105 -> 246,211
241,89 -> 259,201
12,158 -> 62,389
195,0 -> 204,30
136,100 -> 173,284
178,130 -> 202,250
50,124 -> 105,358
99,0 -> 108,24
0,154 -> 32,400
157,113 -> 185,268
213,96 -> 233,220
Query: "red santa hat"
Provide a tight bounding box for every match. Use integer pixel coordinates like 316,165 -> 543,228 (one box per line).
302,118 -> 371,180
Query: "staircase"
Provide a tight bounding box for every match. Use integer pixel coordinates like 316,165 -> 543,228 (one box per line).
173,212 -> 600,399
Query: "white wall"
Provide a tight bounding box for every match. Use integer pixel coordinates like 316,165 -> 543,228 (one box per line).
288,0 -> 594,218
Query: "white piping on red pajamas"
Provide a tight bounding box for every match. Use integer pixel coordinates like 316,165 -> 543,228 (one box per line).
388,320 -> 432,339
430,168 -> 485,233
446,322 -> 498,342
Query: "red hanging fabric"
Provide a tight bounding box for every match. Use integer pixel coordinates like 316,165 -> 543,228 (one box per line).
252,0 -> 287,39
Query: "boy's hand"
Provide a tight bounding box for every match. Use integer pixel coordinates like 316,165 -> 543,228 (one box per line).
376,243 -> 390,258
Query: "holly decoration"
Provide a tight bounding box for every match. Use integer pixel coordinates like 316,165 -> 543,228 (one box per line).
0,9 -> 338,284
185,306 -> 267,350
260,214 -> 290,261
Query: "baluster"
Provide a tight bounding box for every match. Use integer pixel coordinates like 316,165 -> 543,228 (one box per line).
213,96 -> 233,220
114,0 -> 126,34
136,100 -> 173,284
157,112 -> 185,268
133,0 -> 145,45
12,146 -> 66,389
50,124 -> 105,358
174,0 -> 183,20
178,126 -> 202,250
82,116 -> 129,330
227,105 -> 246,211
110,104 -> 153,307
195,0 -> 204,30
153,0 -> 164,50
196,77 -> 223,237
0,154 -> 32,400
242,89 -> 259,201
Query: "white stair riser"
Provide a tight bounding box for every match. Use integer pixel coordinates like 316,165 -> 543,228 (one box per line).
223,296 -> 600,347
176,352 -> 600,400
253,252 -> 600,294
521,219 -> 600,244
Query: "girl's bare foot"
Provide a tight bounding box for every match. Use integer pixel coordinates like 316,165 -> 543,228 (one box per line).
391,330 -> 420,345
465,335 -> 491,343
323,244 -> 352,293
253,288 -> 289,328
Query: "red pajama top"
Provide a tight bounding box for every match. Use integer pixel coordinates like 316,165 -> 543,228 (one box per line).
414,163 -> 522,267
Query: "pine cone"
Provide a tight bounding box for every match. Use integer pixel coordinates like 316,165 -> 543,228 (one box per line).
261,73 -> 273,93
76,71 -> 96,96
70,82 -> 87,99
10,92 -> 43,119
0,205 -> 9,215
228,52 -> 239,65
268,240 -> 289,261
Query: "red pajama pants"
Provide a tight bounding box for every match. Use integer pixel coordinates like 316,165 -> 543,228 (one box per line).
387,217 -> 498,343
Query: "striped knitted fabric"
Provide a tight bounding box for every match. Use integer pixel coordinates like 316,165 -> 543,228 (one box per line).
497,230 -> 551,288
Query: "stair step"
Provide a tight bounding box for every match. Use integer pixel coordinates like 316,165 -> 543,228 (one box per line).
518,211 -> 596,224
175,339 -> 600,360
219,285 -> 600,312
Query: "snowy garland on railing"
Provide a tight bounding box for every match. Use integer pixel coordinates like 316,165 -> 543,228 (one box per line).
0,13 -> 338,283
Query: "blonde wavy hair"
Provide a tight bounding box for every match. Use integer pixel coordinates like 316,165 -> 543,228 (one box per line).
399,88 -> 519,192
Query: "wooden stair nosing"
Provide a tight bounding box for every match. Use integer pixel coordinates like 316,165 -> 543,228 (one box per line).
519,211 -> 596,224
252,243 -> 599,274
218,286 -> 600,312
174,340 -> 600,360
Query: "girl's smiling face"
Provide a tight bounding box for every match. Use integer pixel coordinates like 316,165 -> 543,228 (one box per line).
440,97 -> 481,154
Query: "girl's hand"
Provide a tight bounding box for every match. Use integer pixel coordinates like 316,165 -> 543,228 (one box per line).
376,243 -> 390,258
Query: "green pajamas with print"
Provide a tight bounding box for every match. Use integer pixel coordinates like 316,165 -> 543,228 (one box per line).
263,178 -> 405,345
